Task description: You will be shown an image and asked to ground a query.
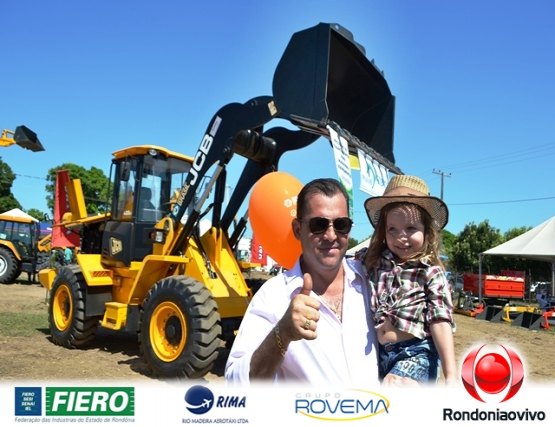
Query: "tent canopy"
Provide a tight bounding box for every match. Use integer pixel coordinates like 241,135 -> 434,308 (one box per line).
0,208 -> 39,222
481,216 -> 555,296
483,216 -> 555,262
346,238 -> 371,257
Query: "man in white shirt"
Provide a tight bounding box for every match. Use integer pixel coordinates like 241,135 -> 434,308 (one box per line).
225,178 -> 379,386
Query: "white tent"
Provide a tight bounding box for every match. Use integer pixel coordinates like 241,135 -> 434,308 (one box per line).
346,238 -> 370,257
0,208 -> 39,222
480,216 -> 555,297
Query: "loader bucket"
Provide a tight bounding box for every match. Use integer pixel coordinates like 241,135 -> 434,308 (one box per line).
14,125 -> 45,152
273,22 -> 395,163
512,312 -> 543,330
475,306 -> 504,322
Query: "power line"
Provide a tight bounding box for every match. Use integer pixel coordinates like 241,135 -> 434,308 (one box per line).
414,142 -> 555,179
441,142 -> 555,173
14,173 -> 48,181
449,195 -> 555,206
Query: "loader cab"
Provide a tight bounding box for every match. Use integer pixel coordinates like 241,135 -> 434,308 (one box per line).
0,214 -> 40,258
0,213 -> 41,282
102,146 -> 193,266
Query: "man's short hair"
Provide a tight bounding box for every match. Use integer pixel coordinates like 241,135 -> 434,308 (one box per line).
296,178 -> 349,219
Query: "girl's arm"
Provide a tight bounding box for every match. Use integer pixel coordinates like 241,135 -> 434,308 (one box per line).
430,320 -> 457,385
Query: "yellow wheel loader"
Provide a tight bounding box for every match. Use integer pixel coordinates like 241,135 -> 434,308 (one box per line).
39,22 -> 399,378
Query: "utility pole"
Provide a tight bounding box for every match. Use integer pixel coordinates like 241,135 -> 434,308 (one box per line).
432,169 -> 451,200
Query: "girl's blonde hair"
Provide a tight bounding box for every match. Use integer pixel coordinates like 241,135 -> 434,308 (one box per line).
364,202 -> 444,269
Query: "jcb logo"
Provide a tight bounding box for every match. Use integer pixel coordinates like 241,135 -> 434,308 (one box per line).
110,237 -> 123,255
173,115 -> 221,217
45,387 -> 134,416
189,133 -> 214,186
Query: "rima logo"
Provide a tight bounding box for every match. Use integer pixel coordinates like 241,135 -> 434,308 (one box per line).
45,387 -> 134,416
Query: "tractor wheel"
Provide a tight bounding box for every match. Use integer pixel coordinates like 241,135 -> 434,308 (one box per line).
0,247 -> 20,284
139,276 -> 222,378
35,252 -> 51,272
49,266 -> 99,348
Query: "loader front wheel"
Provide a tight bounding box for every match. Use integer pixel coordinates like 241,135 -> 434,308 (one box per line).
140,276 -> 222,378
0,247 -> 20,284
49,266 -> 99,348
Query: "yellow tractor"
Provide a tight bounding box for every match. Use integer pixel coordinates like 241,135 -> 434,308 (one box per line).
39,23 -> 399,378
0,209 -> 49,283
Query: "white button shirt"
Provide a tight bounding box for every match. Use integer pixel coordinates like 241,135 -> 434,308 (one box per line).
225,258 -> 380,387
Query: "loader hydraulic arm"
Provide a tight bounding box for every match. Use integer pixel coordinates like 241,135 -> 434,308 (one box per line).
167,22 -> 400,257
168,96 -> 279,256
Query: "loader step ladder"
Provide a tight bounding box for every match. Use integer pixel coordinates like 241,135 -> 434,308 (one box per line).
101,302 -> 128,330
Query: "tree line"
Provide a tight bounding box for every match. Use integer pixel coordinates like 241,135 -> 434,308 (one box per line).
1,157 -> 551,282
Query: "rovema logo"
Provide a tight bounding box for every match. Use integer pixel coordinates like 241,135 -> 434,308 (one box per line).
295,389 -> 389,421
45,387 -> 134,416
461,344 -> 524,403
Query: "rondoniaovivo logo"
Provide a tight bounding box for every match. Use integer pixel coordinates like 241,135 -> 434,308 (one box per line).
461,344 -> 524,403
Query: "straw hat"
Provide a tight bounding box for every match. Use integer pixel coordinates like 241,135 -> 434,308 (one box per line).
364,175 -> 449,230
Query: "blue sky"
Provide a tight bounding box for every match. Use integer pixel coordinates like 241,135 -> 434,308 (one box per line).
2,0 -> 555,243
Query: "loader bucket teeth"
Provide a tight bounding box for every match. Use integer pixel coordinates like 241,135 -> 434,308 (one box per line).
272,22 -> 395,163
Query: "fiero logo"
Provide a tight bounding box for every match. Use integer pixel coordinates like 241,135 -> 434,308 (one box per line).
295,389 -> 389,421
45,387 -> 134,416
461,344 -> 524,403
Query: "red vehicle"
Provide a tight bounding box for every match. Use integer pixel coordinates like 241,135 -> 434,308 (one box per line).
454,273 -> 526,318
463,273 -> 525,300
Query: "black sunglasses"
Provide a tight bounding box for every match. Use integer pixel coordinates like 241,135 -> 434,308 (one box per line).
301,216 -> 353,235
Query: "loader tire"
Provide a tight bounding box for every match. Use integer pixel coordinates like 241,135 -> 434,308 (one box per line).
139,276 -> 222,379
0,247 -> 19,284
35,252 -> 52,272
49,266 -> 99,348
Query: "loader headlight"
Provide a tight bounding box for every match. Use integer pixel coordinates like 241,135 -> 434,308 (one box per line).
150,229 -> 166,243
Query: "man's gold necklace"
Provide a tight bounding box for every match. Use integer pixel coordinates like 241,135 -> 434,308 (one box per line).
319,293 -> 343,321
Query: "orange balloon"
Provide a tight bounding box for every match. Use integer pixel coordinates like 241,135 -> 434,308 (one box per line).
249,172 -> 302,269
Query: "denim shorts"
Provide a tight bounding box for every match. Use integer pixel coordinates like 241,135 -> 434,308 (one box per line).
379,337 -> 439,383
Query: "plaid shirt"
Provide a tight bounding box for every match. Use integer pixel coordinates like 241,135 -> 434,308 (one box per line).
369,249 -> 454,339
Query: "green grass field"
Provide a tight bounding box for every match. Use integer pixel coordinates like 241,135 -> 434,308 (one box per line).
0,311 -> 48,337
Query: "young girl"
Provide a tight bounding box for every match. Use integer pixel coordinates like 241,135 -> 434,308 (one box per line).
363,175 -> 456,386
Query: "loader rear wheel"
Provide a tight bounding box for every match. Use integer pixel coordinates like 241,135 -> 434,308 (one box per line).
49,266 -> 99,348
0,247 -> 19,284
139,276 -> 222,378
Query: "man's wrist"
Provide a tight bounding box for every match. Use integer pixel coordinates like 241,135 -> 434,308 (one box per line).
273,324 -> 287,357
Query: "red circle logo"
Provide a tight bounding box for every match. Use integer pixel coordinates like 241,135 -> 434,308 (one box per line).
461,345 -> 524,403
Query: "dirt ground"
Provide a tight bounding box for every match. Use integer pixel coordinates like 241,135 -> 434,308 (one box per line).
1,280 -> 554,383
